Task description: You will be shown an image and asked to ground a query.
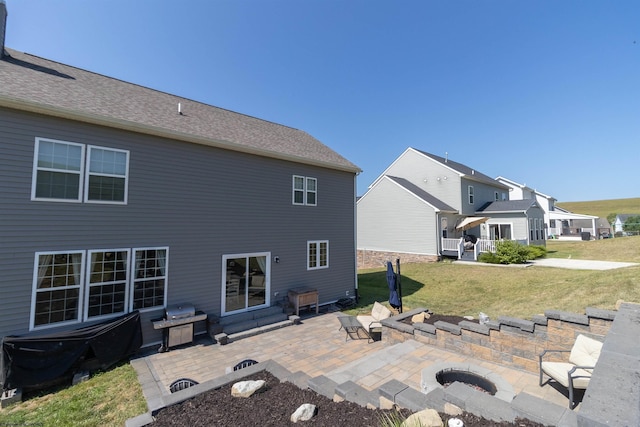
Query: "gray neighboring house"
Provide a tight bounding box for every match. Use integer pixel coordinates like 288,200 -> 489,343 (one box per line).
0,7 -> 360,348
357,148 -> 545,263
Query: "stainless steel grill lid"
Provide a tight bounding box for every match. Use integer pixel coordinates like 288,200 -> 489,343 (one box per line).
165,303 -> 195,320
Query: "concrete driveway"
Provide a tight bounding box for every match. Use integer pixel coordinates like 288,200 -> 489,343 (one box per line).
530,258 -> 638,270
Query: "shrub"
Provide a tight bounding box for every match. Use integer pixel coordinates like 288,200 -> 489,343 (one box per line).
494,240 -> 529,264
526,245 -> 547,259
478,251 -> 500,264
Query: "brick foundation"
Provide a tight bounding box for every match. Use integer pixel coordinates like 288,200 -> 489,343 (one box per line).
382,307 -> 615,374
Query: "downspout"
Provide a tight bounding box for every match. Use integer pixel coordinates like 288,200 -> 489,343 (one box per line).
353,173 -> 359,302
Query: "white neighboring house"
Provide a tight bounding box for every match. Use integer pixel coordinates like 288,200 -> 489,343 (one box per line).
357,149 -> 546,263
495,177 -> 599,240
613,214 -> 640,236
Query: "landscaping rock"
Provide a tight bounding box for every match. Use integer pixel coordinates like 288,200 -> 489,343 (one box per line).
290,403 -> 317,423
230,380 -> 266,398
401,408 -> 443,427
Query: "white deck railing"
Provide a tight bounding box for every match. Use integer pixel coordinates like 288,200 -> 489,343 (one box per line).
441,238 -> 528,260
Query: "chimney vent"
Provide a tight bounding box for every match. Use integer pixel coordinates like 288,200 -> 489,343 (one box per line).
0,0 -> 7,58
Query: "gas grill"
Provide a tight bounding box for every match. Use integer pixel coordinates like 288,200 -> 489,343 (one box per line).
152,303 -> 207,352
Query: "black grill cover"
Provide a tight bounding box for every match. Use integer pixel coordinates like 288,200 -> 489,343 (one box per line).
1,311 -> 142,391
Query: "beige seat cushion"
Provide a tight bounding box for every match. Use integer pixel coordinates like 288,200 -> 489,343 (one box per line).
541,361 -> 593,389
356,302 -> 392,329
569,334 -> 603,367
356,315 -> 377,329
371,301 -> 392,321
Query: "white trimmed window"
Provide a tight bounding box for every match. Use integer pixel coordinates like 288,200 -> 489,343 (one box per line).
31,247 -> 167,330
468,185 -> 474,205
293,175 -> 317,206
307,240 -> 328,270
494,191 -> 499,201
86,249 -> 130,320
85,146 -> 129,203
131,248 -> 168,310
32,138 -> 129,204
32,138 -> 85,201
31,251 -> 85,329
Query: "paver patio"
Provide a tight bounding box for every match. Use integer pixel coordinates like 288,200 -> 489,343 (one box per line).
134,311 -> 574,410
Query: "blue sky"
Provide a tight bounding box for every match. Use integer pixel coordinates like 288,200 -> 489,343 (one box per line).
4,1 -> 639,202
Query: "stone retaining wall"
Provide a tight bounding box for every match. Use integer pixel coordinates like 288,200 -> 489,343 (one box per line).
381,307 -> 616,374
357,250 -> 439,270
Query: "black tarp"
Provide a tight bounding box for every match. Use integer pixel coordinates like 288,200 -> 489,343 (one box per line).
1,311 -> 142,391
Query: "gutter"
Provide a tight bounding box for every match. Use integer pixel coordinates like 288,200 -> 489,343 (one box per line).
0,95 -> 362,175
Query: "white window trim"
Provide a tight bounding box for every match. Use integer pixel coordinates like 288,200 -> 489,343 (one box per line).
31,138 -> 130,204
307,240 -> 329,270
30,250 -> 86,330
30,246 -> 168,331
305,177 -> 317,206
85,248 -> 131,322
131,246 -> 169,312
292,175 -> 317,206
31,137 -> 85,203
84,145 -> 130,204
468,185 -> 474,205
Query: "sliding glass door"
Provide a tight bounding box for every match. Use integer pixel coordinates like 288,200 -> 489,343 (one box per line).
222,252 -> 269,314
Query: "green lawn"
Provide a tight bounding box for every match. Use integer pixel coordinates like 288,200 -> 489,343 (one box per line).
353,236 -> 640,319
2,236 -> 638,426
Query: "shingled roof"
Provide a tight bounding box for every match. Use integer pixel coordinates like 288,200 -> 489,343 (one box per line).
476,199 -> 540,213
386,176 -> 457,212
0,47 -> 360,173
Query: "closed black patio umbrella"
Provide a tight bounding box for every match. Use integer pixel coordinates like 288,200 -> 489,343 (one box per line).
387,260 -> 402,312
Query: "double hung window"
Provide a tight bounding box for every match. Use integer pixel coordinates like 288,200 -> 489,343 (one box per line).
32,252 -> 84,328
32,138 -> 129,204
86,250 -> 129,319
132,248 -> 168,310
293,175 -> 317,206
86,146 -> 129,202
468,186 -> 474,205
32,139 -> 84,201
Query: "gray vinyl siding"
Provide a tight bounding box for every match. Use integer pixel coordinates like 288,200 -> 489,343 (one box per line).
0,108 -> 357,345
462,178 -> 509,216
357,178 -> 438,255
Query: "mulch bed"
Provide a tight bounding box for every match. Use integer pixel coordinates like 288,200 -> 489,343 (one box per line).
151,370 -> 545,427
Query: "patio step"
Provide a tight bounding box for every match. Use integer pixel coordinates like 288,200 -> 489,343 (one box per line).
218,306 -> 291,340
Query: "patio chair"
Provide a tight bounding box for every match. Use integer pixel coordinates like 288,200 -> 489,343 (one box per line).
356,301 -> 392,330
539,334 -> 603,409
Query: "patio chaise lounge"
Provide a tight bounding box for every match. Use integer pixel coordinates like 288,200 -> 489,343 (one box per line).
356,301 -> 392,330
539,334 -> 603,409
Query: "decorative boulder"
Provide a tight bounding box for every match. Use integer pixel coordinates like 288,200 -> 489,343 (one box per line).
291,403 -> 317,423
401,408 -> 443,427
411,312 -> 426,323
230,380 -> 266,398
